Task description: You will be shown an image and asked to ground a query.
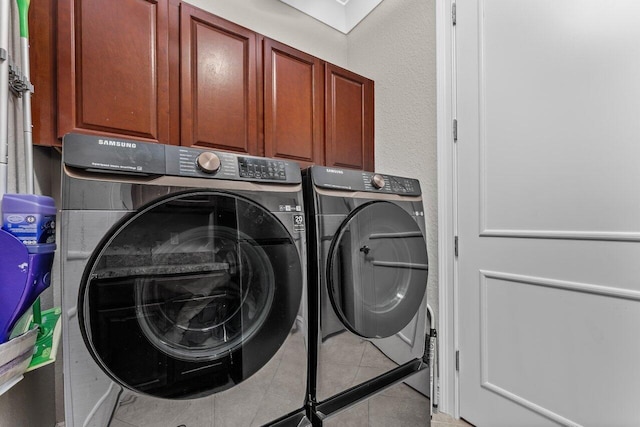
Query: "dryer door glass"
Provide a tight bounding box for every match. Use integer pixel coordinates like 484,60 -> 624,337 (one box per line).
327,201 -> 428,338
79,191 -> 303,399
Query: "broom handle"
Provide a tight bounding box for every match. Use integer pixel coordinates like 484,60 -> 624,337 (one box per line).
0,0 -> 10,199
16,0 -> 43,332
17,0 -> 33,194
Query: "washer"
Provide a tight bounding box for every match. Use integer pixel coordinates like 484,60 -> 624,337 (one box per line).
303,165 -> 430,422
61,133 -> 309,427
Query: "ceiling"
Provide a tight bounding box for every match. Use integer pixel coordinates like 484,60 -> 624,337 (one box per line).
279,0 -> 385,34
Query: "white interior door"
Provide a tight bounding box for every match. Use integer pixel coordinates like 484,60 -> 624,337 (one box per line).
456,1 -> 640,426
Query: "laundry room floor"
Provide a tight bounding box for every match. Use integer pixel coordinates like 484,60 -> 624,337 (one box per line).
321,383 -> 473,426
56,329 -> 474,427
318,333 -> 474,427
432,412 -> 474,427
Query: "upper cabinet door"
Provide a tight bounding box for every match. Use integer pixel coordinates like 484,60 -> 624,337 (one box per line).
180,4 -> 258,154
57,0 -> 172,143
30,0 -> 57,146
263,39 -> 324,167
324,64 -> 374,171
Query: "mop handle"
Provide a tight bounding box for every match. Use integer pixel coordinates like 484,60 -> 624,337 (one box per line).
16,0 -> 29,38
16,0 -> 42,331
17,0 -> 33,194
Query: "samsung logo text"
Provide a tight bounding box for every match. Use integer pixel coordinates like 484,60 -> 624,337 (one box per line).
98,139 -> 137,148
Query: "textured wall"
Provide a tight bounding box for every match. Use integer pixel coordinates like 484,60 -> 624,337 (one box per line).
347,0 -> 439,327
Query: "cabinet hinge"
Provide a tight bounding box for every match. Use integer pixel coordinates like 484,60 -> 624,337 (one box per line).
0,48 -> 7,61
453,119 -> 458,142
452,3 -> 457,26
455,350 -> 460,371
454,235 -> 458,257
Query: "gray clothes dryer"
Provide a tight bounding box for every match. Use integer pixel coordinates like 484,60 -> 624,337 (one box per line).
61,133 -> 310,427
303,166 -> 430,424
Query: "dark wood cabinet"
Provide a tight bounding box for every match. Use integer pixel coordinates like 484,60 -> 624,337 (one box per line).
30,0 -> 58,146
325,63 -> 374,171
180,4 -> 258,154
263,38 -> 324,167
57,0 -> 174,144
32,1 -> 374,170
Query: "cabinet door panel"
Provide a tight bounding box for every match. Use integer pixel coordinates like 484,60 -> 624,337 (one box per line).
325,64 -> 374,171
180,4 -> 258,154
57,0 -> 171,143
263,39 -> 323,166
30,0 -> 57,146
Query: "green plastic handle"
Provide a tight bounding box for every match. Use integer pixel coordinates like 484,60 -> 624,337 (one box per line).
16,0 -> 31,38
33,297 -> 42,328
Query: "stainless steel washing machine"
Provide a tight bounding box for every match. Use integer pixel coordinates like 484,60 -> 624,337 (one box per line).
303,166 -> 430,425
61,133 -> 309,427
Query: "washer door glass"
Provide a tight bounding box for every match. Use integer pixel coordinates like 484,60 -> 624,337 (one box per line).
133,224 -> 274,361
327,201 -> 428,339
79,191 -> 303,399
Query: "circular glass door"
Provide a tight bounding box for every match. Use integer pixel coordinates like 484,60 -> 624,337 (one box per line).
133,225 -> 275,362
327,201 -> 428,339
79,191 -> 303,399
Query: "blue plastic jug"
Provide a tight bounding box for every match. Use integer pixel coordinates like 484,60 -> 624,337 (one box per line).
0,195 -> 56,343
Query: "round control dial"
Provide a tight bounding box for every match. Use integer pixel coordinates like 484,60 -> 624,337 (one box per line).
371,174 -> 386,189
196,152 -> 221,174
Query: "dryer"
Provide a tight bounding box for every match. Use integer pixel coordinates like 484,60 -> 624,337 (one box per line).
61,133 -> 309,427
303,166 -> 430,424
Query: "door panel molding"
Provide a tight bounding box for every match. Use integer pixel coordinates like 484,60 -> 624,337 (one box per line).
479,381 -> 580,427
478,270 -> 640,426
477,0 -> 640,241
480,269 -> 640,326
479,229 -> 640,242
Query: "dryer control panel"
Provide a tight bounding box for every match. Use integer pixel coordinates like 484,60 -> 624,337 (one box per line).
310,166 -> 421,196
62,133 -> 301,184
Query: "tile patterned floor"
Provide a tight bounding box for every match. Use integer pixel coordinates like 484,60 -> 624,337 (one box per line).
61,328 -> 475,426
317,332 -> 473,427
322,380 -> 429,426
321,378 -> 473,427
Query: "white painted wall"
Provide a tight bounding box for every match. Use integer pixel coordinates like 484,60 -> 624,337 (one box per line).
347,0 -> 439,328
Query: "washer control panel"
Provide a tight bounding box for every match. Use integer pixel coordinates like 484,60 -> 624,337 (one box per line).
238,157 -> 287,180
168,148 -> 239,178
62,133 -> 300,184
